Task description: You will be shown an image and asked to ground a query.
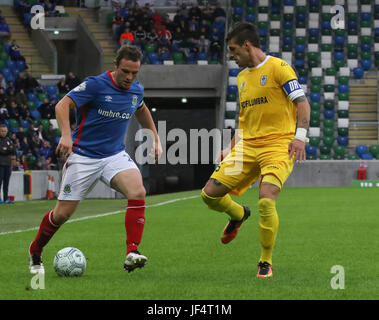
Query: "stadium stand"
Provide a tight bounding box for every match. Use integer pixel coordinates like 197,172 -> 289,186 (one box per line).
225,0 -> 379,160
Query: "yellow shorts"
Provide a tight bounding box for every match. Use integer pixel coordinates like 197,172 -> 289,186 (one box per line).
210,136 -> 294,196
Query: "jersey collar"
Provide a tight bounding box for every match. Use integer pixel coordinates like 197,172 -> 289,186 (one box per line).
106,70 -> 131,90
248,55 -> 271,71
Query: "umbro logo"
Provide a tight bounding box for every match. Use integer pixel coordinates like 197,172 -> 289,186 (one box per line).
105,95 -> 112,102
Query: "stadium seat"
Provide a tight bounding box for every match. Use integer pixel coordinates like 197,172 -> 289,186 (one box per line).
337,136 -> 348,146
337,110 -> 349,118
361,154 -> 374,160
309,136 -> 321,146
353,67 -> 364,79
324,119 -> 335,129
356,145 -> 368,156
337,127 -> 348,137
369,145 -> 379,158
348,154 -> 360,160
227,85 -> 238,95
324,109 -> 335,119
323,136 -> 334,147
323,127 -> 334,137
334,145 -> 345,156
306,145 -> 317,156
30,110 -> 41,119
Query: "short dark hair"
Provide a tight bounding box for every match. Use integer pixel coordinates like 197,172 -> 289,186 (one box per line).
115,45 -> 142,66
226,22 -> 260,48
0,124 -> 7,129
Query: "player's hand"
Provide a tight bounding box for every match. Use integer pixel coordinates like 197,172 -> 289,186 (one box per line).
56,135 -> 72,158
149,137 -> 163,163
216,147 -> 230,163
288,138 -> 306,163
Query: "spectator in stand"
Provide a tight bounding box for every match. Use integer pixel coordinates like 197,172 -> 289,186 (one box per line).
8,101 -> 20,119
30,132 -> 43,157
39,97 -> 54,119
142,2 -> 154,18
187,16 -> 199,38
44,0 -> 56,15
177,3 -> 188,19
6,88 -> 17,108
213,2 -> 226,22
173,9 -> 186,28
0,17 -> 11,40
152,10 -> 163,30
178,19 -> 189,38
26,123 -> 37,144
199,25 -> 210,40
16,126 -> 26,142
146,27 -> 158,44
161,13 -> 175,32
180,36 -> 199,59
15,88 -> 28,106
124,8 -> 137,31
6,82 -> 16,96
65,72 -> 81,91
0,74 -> 6,90
188,2 -> 202,21
0,88 -> 8,106
15,72 -> 27,93
57,77 -> 69,94
9,40 -> 26,62
20,136 -> 30,155
172,26 -> 185,47
42,123 -> 56,146
38,140 -> 52,160
119,27 -> 135,46
209,34 -> 222,61
199,19 -> 211,34
18,103 -> 31,121
211,16 -> 225,39
157,25 -> 172,49
111,0 -> 121,12
202,3 -> 214,22
112,11 -> 124,40
25,72 -> 40,93
0,103 -> 8,120
198,35 -> 210,54
133,25 -> 147,47
119,3 -> 131,19
36,124 -> 44,141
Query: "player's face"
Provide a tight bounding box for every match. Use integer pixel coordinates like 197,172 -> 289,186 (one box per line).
114,58 -> 141,89
228,39 -> 251,67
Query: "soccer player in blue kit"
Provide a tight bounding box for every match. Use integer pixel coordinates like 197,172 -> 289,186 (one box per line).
29,45 -> 162,274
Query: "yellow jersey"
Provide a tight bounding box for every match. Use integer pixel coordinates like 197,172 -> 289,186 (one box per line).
237,56 -> 303,141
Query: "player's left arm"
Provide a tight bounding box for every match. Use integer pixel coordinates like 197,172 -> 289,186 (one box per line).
288,95 -> 311,162
134,102 -> 163,162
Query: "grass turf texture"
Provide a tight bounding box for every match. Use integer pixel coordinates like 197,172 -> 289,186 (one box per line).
0,187 -> 378,300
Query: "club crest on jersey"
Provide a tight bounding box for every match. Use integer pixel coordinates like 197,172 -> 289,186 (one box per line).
105,95 -> 112,102
73,82 -> 86,92
260,75 -> 267,86
132,95 -> 138,108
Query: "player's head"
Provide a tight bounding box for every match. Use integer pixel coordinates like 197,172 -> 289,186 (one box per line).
0,124 -> 8,137
226,22 -> 261,67
113,45 -> 142,89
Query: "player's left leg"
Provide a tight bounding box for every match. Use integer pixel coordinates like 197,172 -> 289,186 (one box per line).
256,177 -> 281,278
104,152 -> 147,272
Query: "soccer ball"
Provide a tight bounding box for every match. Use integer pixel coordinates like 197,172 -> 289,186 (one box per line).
54,247 -> 87,277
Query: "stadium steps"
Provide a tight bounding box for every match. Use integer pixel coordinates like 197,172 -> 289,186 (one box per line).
348,74 -> 378,147
64,7 -> 117,71
0,5 -> 53,77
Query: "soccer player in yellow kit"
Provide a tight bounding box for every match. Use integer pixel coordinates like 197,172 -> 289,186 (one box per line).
201,22 -> 310,278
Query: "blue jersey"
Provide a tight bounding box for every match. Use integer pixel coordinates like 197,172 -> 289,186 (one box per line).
67,71 -> 144,158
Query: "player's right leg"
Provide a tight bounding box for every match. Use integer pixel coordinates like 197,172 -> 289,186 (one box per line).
29,200 -> 79,274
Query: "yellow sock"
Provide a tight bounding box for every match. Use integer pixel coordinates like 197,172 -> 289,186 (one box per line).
258,198 -> 279,266
201,189 -> 244,220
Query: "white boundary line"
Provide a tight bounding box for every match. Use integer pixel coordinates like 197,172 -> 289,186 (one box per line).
0,195 -> 199,236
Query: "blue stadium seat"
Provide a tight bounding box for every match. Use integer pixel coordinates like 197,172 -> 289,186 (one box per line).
229,68 -> 240,77
246,0 -> 256,6
334,52 -> 344,60
197,52 -> 208,61
356,145 -> 368,156
310,92 -> 321,102
310,0 -> 319,6
361,153 -> 373,160
299,76 -> 307,84
361,43 -> 371,52
353,67 -> 364,79
309,29 -> 319,37
186,60 -> 197,65
375,4 -> 379,13
362,59 -> 371,71
283,21 -> 293,29
337,136 -> 348,146
30,110 -> 41,119
245,14 -> 255,23
23,13 -> 32,26
261,44 -> 267,52
348,20 -> 358,30
4,43 -> 11,54
148,53 -> 159,64
321,21 -> 331,30
361,12 -> 371,21
306,145 -> 317,156
271,5 -> 280,14
338,84 -> 349,93
233,6 -> 243,15
19,119 -> 29,129
296,13 -> 306,22
6,60 -> 16,72
335,36 -> 345,45
284,0 -> 294,5
324,109 -> 335,119
227,85 -> 238,95
161,52 -> 172,60
295,44 -> 305,53
3,119 -> 9,129
283,36 -> 293,45
151,60 -> 163,65
258,29 -> 267,36
295,59 -> 305,68
1,68 -> 10,79
27,92 -> 38,102
47,85 -> 58,96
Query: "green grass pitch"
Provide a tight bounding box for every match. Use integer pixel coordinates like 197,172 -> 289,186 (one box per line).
0,187 -> 378,300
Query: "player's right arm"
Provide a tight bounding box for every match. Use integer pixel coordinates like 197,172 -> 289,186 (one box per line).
55,96 -> 76,157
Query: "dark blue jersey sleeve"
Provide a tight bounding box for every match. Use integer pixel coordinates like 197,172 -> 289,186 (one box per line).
67,77 -> 99,108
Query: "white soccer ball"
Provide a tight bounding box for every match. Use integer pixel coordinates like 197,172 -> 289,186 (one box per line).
54,247 -> 87,277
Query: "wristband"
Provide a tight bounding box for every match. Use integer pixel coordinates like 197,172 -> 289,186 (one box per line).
294,128 -> 309,143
